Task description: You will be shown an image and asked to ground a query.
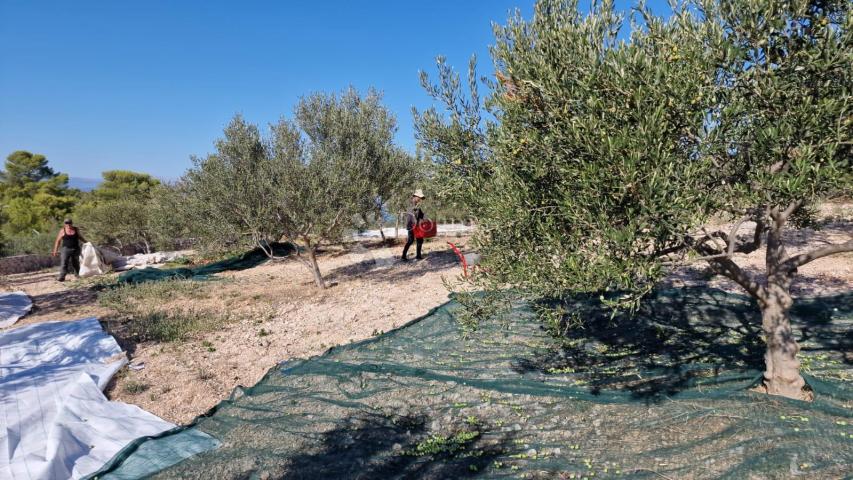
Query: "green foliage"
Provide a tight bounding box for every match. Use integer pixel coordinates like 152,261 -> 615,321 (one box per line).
179,88 -> 406,287
0,150 -> 57,190
699,0 -> 852,218
283,88 -> 399,241
75,170 -> 161,251
0,231 -> 56,256
147,182 -> 196,250
406,430 -> 480,457
417,0 -> 852,311
0,151 -> 78,246
181,115 -> 285,255
122,378 -> 151,395
361,148 -> 423,231
90,170 -> 161,201
413,56 -> 490,214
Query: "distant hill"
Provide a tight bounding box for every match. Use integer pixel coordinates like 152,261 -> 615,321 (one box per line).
68,177 -> 101,192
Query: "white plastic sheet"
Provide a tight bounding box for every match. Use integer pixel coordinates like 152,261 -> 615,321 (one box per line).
351,223 -> 474,239
106,250 -> 193,272
0,318 -> 175,480
0,292 -> 33,328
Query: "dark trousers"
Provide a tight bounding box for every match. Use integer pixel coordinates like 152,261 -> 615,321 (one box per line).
58,246 -> 80,280
402,230 -> 423,259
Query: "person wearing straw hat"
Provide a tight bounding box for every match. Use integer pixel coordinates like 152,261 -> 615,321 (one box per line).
401,189 -> 426,261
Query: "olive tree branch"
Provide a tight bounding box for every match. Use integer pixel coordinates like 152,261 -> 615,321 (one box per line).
783,239 -> 853,270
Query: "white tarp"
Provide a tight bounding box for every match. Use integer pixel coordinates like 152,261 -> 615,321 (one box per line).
0,318 -> 176,480
351,223 -> 474,239
107,250 -> 193,272
0,292 -> 33,329
78,243 -> 108,278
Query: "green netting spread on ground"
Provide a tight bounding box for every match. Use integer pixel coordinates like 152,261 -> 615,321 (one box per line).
91,288 -> 852,479
118,243 -> 294,284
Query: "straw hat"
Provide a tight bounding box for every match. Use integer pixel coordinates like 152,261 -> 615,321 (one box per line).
412,189 -> 426,199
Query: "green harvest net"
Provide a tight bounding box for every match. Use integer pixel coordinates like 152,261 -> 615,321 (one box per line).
90,288 -> 852,479
117,243 -> 294,284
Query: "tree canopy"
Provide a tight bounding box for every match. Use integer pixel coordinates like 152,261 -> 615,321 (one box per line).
179,88 -> 413,288
74,170 -> 162,252
415,0 -> 852,399
0,151 -> 77,240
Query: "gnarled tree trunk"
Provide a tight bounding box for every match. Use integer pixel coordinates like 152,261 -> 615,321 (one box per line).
760,207 -> 806,398
702,203 -> 811,400
759,285 -> 805,397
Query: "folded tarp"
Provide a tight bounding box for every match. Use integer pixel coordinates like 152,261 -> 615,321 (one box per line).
0,318 -> 176,479
0,291 -> 33,328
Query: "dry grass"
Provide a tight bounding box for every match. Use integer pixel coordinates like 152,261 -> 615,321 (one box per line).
99,279 -> 234,342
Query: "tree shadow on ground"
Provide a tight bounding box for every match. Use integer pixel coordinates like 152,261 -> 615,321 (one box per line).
513,288 -> 853,401
781,221 -> 852,250
792,293 -> 853,363
326,249 -> 460,285
791,274 -> 852,296
29,287 -> 98,317
253,411 -> 515,480
0,270 -> 58,289
100,314 -> 139,357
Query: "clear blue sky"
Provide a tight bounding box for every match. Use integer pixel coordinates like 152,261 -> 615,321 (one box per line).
0,0 -> 668,180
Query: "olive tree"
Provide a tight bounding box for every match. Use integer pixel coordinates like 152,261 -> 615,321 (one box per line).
274,88 -> 398,288
416,0 -> 851,400
181,90 -> 406,288
148,181 -> 197,250
360,147 -> 421,240
74,171 -> 161,252
183,115 -> 289,257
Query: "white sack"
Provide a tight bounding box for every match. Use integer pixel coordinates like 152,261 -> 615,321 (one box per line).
78,242 -> 108,278
0,318 -> 176,480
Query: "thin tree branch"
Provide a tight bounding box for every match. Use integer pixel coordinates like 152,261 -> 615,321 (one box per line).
706,255 -> 767,300
748,213 -> 765,252
781,200 -> 803,220
725,215 -> 750,257
701,227 -> 726,253
690,236 -> 767,300
783,240 -> 853,270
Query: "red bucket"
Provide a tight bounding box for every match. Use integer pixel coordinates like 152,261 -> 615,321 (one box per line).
414,219 -> 437,239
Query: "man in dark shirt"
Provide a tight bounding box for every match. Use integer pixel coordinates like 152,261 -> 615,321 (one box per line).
52,218 -> 86,282
402,189 -> 426,261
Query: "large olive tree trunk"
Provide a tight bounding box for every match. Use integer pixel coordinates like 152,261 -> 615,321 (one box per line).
760,211 -> 805,397
701,204 -> 807,400
760,285 -> 805,397
703,203 -> 853,400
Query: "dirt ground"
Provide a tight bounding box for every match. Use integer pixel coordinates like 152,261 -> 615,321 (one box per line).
1,202 -> 851,425
2,236 -> 469,423
663,201 -> 853,297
